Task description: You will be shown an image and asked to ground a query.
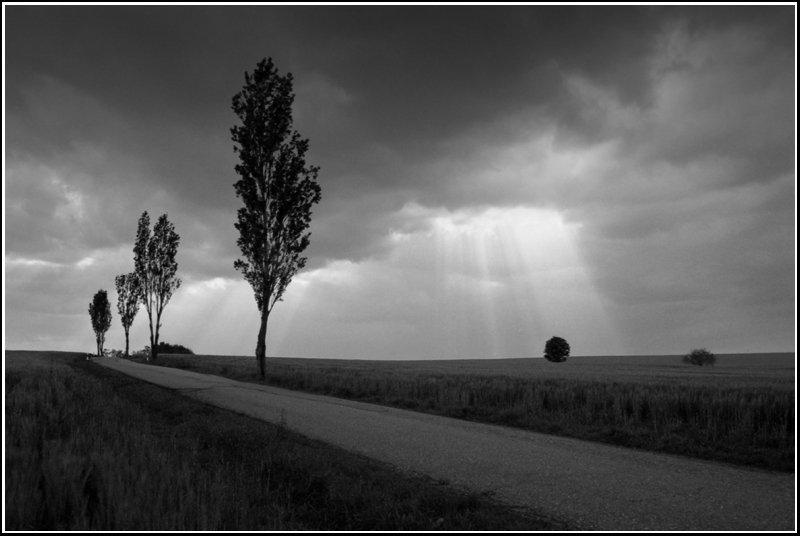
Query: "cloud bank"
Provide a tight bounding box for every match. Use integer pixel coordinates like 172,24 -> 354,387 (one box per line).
4,6 -> 795,357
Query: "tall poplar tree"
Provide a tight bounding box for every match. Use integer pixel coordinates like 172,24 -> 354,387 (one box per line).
89,289 -> 112,357
134,211 -> 181,361
231,57 -> 322,378
115,272 -> 141,357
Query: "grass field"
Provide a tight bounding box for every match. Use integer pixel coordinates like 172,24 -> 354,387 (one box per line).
152,352 -> 795,472
4,350 -> 560,531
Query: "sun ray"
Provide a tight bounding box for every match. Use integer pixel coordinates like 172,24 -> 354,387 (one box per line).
266,275 -> 312,356
430,205 -> 619,358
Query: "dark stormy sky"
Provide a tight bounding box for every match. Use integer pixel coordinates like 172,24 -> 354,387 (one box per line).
4,5 -> 796,358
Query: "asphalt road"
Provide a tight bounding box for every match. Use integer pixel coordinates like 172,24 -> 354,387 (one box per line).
95,358 -> 795,530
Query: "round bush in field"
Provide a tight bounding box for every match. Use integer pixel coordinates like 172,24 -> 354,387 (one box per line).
544,336 -> 570,362
683,348 -> 716,366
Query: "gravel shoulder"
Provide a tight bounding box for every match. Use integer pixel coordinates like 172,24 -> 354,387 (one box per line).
96,357 -> 796,531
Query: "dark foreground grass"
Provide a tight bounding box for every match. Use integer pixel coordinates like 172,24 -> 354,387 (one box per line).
4,351 -> 561,531
154,354 -> 795,473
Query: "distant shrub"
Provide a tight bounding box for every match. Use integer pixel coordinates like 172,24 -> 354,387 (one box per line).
544,336 -> 570,363
683,348 -> 716,367
131,347 -> 151,360
103,349 -> 124,359
156,342 -> 194,355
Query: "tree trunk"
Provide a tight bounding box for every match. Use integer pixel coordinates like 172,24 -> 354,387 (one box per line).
151,332 -> 159,361
124,329 -> 130,357
149,319 -> 156,361
152,313 -> 162,361
255,310 -> 269,379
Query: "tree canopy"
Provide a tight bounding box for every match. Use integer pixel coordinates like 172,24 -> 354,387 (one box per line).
544,336 -> 570,363
683,348 -> 716,366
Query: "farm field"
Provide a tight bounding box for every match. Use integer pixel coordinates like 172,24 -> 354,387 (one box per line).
4,351 -> 557,531
153,352 -> 796,472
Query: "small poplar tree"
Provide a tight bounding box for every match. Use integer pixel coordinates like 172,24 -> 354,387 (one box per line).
133,211 -> 181,362
89,289 -> 112,356
115,272 -> 141,357
231,57 -> 322,379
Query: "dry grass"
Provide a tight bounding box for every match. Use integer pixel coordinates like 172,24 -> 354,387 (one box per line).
153,352 -> 795,472
4,350 -> 560,531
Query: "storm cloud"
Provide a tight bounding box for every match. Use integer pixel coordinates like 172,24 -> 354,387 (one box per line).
4,5 -> 795,357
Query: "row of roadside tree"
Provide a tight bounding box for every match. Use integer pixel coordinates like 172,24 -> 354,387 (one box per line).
88,212 -> 181,362
88,57 -> 321,376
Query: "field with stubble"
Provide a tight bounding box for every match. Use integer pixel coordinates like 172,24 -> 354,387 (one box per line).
154,352 -> 795,472
4,351 -> 557,531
